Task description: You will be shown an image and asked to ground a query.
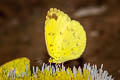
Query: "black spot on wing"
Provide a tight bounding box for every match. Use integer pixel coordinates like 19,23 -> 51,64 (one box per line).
48,33 -> 51,35
67,27 -> 70,31
52,13 -> 58,20
52,33 -> 55,36
61,47 -> 64,50
51,49 -> 53,51
71,28 -> 74,31
73,32 -> 76,37
48,33 -> 55,36
78,36 -> 80,40
48,13 -> 58,20
71,48 -> 74,51
72,52 -> 74,54
50,44 -> 53,46
60,32 -> 64,35
76,43 -> 79,46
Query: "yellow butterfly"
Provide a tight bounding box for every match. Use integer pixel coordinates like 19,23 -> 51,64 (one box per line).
45,8 -> 86,63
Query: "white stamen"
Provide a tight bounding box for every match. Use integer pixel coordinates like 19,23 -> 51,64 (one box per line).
73,66 -> 77,77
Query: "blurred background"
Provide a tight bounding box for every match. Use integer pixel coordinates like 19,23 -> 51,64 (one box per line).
0,0 -> 120,79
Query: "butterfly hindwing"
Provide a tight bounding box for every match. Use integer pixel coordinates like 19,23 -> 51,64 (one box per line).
45,8 -> 86,63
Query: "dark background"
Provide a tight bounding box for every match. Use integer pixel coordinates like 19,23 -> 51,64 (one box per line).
0,0 -> 120,79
